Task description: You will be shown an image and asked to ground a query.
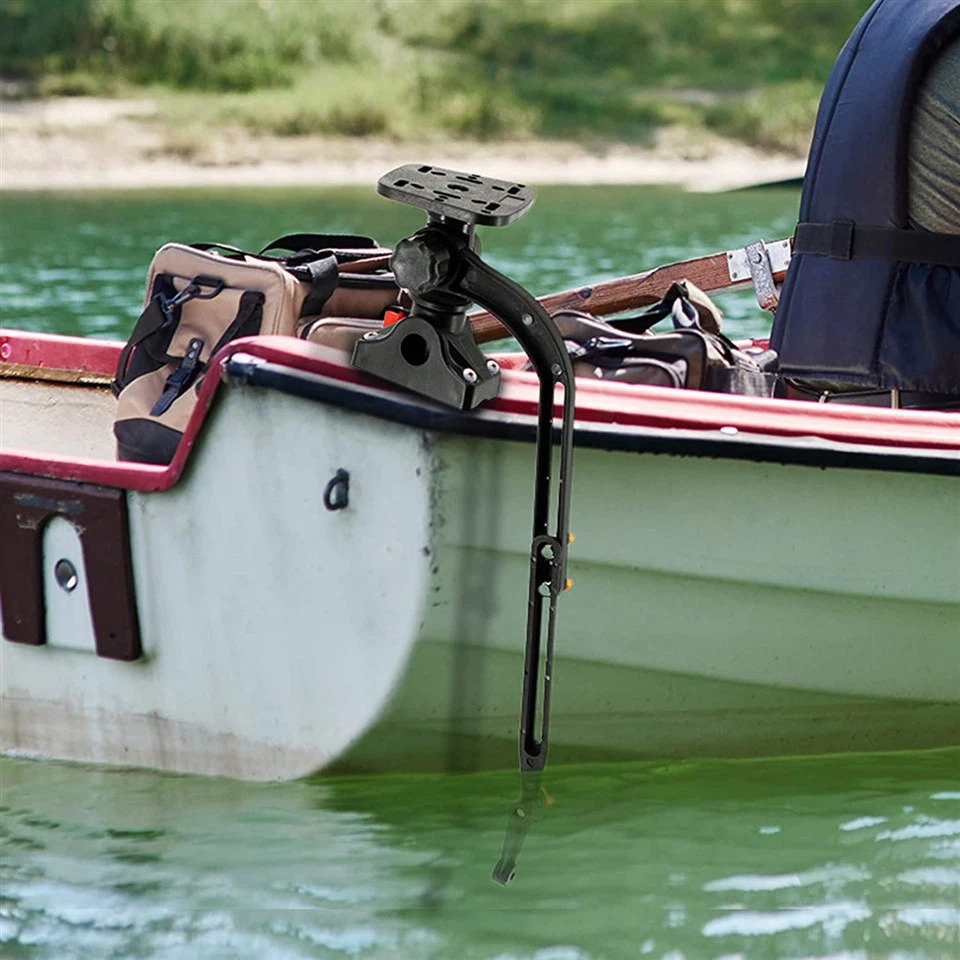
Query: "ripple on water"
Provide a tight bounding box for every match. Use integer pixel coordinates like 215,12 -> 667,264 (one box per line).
701,900 -> 873,938
839,816 -> 888,831
703,864 -> 872,893
875,819 -> 960,842
1,749 -> 959,959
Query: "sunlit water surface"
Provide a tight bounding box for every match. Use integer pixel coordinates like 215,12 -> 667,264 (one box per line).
2,752 -> 958,960
1,187 -> 957,959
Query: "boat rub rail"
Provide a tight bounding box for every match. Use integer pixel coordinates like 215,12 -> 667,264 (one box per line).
1,329 -> 958,494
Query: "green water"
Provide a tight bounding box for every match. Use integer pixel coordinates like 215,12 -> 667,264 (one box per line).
2,752 -> 958,959
0,185 -> 799,340
2,186 -> 958,958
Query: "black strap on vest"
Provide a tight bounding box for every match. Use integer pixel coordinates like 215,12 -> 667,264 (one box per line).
795,221 -> 960,266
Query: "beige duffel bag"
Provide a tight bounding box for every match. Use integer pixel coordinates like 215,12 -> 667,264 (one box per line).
112,234 -> 400,464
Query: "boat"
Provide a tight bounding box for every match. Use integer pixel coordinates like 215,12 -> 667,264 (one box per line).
2,168 -> 959,783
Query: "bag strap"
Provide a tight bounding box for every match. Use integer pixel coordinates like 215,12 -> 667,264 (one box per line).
115,274 -> 228,394
297,257 -> 339,317
189,242 -> 252,260
113,295 -> 170,395
148,291 -> 266,417
208,290 -> 266,359
190,242 -> 342,317
150,337 -> 205,417
190,237 -> 397,316
608,280 -> 724,337
192,235 -> 378,260
259,253 -> 341,315
259,233 -> 377,255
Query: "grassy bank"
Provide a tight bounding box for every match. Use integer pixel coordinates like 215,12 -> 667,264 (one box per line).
1,0 -> 870,155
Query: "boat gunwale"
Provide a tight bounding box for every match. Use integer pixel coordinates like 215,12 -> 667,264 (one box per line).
1,329 -> 958,492
226,353 -> 960,477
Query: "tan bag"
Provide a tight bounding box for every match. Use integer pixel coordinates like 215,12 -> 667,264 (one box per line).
113,235 -> 400,464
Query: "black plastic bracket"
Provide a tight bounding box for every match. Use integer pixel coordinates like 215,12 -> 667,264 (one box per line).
353,165 -> 576,884
353,164 -> 536,411
377,163 -> 534,226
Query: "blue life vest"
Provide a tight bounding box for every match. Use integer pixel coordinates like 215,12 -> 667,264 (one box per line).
771,0 -> 960,395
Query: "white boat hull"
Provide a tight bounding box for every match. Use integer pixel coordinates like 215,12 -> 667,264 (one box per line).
3,343 -> 957,779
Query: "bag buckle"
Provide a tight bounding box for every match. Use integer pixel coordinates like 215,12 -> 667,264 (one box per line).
150,337 -> 205,416
160,276 -> 224,320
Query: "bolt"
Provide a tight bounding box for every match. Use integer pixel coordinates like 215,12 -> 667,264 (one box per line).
486,359 -> 500,375
522,313 -> 533,326
462,367 -> 478,383
362,331 -> 378,340
54,559 -> 78,592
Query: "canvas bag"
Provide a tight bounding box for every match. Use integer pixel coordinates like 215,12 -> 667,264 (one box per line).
113,234 -> 401,464
552,281 -> 779,396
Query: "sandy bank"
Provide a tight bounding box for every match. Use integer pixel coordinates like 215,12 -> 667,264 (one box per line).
1,96 -> 805,193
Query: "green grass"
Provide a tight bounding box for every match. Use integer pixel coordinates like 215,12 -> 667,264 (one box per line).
0,0 -> 873,152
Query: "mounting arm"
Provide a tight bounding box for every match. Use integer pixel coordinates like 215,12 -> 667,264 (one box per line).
352,165 -> 576,885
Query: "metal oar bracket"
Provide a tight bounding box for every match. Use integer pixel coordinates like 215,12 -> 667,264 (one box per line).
353,165 -> 576,883
726,238 -> 792,312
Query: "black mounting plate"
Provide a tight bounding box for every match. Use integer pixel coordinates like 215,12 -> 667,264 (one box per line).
378,164 -> 535,226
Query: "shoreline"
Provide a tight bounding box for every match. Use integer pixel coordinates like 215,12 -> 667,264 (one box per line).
0,96 -> 805,193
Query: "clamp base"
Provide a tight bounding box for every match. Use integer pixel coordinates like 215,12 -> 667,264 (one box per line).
352,312 -> 499,411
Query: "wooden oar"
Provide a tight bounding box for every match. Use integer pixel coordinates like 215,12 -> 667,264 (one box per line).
469,238 -> 792,343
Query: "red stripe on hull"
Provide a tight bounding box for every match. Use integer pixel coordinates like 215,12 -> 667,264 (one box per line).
2,330 -> 958,492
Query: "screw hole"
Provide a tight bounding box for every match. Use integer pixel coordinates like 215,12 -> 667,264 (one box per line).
54,559 -> 78,592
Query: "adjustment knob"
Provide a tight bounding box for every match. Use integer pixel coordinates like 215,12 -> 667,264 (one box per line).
391,231 -> 452,296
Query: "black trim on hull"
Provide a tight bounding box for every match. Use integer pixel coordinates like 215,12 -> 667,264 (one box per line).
225,354 -> 960,477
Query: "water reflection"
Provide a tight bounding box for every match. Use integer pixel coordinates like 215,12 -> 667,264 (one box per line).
5,749 -> 956,958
